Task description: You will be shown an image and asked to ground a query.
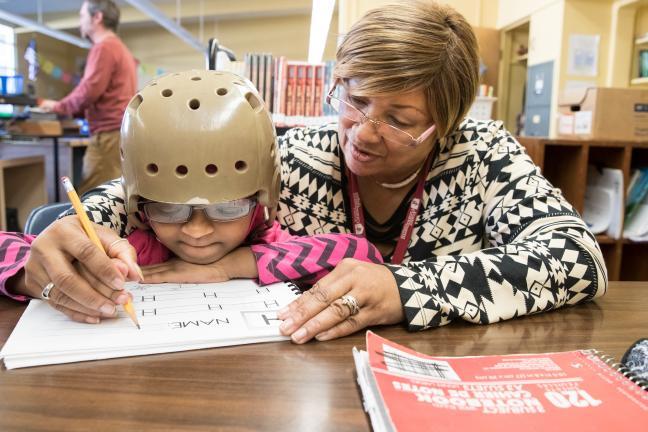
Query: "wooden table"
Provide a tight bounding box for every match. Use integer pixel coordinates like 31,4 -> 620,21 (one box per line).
0,282 -> 646,431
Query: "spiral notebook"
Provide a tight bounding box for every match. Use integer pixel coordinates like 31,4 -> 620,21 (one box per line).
353,331 -> 648,432
1,279 -> 300,369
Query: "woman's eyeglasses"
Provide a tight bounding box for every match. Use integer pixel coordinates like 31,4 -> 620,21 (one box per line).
142,199 -> 256,224
326,84 -> 436,147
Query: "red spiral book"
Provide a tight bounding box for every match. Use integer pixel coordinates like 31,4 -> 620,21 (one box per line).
353,331 -> 648,432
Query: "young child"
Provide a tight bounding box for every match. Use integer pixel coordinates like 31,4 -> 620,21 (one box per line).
0,70 -> 382,316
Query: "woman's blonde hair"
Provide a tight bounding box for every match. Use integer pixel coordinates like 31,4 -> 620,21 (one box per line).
334,1 -> 479,138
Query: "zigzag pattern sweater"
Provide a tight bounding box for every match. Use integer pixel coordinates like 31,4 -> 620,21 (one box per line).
275,120 -> 607,330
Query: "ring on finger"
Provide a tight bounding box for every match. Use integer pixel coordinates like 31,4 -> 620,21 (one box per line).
41,282 -> 55,300
340,294 -> 360,315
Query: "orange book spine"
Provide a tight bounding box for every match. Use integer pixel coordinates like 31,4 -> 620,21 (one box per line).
295,64 -> 306,118
313,64 -> 325,117
285,64 -> 297,118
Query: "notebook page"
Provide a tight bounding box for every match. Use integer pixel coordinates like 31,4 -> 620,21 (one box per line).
1,280 -> 299,369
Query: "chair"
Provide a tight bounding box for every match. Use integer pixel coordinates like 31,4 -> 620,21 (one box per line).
24,203 -> 72,235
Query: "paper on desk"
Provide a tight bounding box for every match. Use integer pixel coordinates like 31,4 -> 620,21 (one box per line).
0,280 -> 300,369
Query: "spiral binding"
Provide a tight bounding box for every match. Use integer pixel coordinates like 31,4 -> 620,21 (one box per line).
589,349 -> 648,391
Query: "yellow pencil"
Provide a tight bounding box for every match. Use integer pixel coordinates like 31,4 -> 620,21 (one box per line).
61,176 -> 140,329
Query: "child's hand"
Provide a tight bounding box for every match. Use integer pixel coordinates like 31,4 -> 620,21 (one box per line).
141,258 -> 231,284
141,247 -> 258,284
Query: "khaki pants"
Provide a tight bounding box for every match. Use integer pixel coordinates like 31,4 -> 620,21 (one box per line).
78,130 -> 121,195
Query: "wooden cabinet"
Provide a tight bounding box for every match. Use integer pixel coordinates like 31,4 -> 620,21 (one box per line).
0,156 -> 47,231
518,137 -> 648,281
498,21 -> 529,134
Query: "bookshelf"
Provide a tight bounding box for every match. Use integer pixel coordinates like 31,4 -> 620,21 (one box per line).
517,137 -> 648,281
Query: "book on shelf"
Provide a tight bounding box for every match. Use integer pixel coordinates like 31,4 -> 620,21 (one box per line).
241,53 -> 337,128
624,167 -> 648,241
353,331 -> 648,432
1,280 -> 300,370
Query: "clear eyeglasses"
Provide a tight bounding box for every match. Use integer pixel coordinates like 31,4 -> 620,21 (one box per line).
142,199 -> 257,224
326,84 -> 436,147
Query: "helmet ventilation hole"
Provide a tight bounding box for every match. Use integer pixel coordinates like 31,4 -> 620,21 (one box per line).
191,76 -> 201,81
216,88 -> 228,96
205,164 -> 218,176
188,98 -> 200,110
146,163 -> 159,175
176,165 -> 188,177
235,160 -> 247,172
245,92 -> 262,112
128,94 -> 143,111
161,89 -> 173,97
150,82 -> 157,86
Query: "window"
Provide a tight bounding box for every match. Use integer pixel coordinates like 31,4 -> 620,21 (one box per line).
0,23 -> 16,74
0,23 -> 16,116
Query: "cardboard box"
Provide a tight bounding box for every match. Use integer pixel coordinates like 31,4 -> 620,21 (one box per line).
557,87 -> 648,141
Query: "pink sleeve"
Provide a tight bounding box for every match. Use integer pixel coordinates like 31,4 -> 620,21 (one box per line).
251,231 -> 383,286
54,43 -> 114,116
127,229 -> 171,266
0,232 -> 37,302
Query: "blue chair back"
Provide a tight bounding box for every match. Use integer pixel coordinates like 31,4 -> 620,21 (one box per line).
24,203 -> 72,235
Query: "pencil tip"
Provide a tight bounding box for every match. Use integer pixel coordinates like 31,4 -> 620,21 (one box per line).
137,324 -> 141,330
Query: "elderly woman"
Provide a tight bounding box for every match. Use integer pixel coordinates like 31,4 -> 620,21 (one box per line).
5,1 -> 606,342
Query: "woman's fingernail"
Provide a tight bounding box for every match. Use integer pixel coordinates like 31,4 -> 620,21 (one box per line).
279,318 -> 293,333
315,332 -> 330,341
100,304 -> 116,315
292,327 -> 307,343
115,293 -> 129,304
278,306 -> 289,316
112,278 -> 125,290
85,316 -> 100,324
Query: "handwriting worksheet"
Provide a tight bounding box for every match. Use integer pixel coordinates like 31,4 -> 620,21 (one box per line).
1,280 -> 300,369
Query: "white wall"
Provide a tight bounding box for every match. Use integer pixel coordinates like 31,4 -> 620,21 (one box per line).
497,0 -> 561,29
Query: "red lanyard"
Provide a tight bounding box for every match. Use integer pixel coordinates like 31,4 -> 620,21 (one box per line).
346,154 -> 432,264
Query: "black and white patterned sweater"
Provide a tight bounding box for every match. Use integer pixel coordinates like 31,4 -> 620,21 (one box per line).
76,119 -> 607,331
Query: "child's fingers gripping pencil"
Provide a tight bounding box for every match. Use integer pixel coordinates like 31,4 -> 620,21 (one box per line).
61,176 -> 141,329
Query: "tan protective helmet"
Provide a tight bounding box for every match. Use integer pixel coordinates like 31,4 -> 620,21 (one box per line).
121,70 -> 280,217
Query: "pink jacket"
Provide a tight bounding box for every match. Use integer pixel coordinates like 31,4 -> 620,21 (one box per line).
0,223 -> 382,301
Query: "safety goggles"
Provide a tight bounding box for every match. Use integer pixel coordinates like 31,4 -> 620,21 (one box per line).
141,198 -> 257,223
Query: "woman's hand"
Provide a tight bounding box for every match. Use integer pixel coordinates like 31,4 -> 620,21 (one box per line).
22,216 -> 141,323
277,258 -> 404,343
142,247 -> 258,284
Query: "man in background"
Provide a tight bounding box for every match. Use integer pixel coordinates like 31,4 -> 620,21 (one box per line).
40,0 -> 136,194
